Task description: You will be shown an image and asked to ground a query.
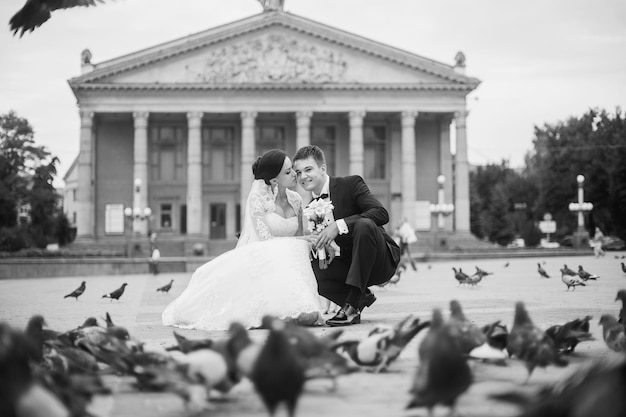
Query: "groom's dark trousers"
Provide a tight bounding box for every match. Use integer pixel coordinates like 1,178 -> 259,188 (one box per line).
311,175 -> 401,307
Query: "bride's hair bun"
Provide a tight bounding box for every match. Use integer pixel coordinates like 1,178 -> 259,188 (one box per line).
251,156 -> 263,178
252,149 -> 287,185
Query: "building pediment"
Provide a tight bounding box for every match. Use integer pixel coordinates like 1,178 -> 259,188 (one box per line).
69,11 -> 479,92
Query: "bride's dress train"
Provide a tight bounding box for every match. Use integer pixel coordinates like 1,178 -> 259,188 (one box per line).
162,213 -> 322,330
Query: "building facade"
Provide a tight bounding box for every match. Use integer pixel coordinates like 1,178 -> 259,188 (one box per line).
68,7 -> 480,254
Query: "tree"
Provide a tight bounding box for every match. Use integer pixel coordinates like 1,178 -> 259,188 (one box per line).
526,108 -> 626,240
0,111 -> 49,228
0,111 -> 73,251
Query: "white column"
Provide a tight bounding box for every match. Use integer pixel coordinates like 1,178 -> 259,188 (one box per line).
240,112 -> 257,222
349,111 -> 365,176
454,110 -> 470,232
187,112 -> 203,235
401,111 -> 418,222
439,116 -> 454,231
77,110 -> 94,238
295,111 -> 312,150
133,111 -> 149,235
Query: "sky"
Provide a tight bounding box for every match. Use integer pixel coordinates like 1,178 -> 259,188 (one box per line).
1,0 -> 625,186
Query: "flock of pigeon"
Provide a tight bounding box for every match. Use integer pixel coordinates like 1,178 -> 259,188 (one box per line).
2,282 -> 626,417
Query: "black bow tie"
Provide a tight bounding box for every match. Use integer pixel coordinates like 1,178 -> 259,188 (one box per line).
311,193 -> 329,202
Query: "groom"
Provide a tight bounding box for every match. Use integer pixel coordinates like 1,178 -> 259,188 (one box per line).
293,145 -> 401,326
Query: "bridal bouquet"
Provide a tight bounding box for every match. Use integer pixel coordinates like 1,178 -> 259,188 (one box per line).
303,199 -> 340,269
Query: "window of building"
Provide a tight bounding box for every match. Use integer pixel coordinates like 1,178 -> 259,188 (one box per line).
72,189 -> 76,201
150,125 -> 186,182
256,126 -> 285,156
72,212 -> 77,224
160,203 -> 173,229
311,125 -> 336,175
364,125 -> 387,179
202,126 -> 235,181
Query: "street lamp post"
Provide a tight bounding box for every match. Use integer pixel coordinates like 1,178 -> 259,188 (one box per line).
429,175 -> 455,248
568,174 -> 593,249
124,178 -> 152,256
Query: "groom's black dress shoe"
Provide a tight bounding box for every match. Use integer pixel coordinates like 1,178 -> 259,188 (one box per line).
326,303 -> 360,326
359,290 -> 377,311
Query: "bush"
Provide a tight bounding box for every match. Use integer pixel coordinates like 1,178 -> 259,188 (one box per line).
520,220 -> 542,247
55,212 -> 75,246
0,226 -> 28,251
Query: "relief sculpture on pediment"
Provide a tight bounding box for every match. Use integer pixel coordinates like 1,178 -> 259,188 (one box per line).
192,34 -> 348,83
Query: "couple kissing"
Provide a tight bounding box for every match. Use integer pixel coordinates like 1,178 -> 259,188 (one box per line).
162,145 -> 401,330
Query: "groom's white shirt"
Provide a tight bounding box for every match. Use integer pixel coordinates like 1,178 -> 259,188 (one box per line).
312,175 -> 349,235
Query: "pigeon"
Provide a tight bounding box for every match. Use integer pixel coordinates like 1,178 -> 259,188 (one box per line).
577,265 -> 598,281
537,263 -> 550,279
481,320 -> 509,351
9,0 -> 106,37
167,332 -> 214,354
508,301 -> 568,383
463,273 -> 485,287
249,320 -> 306,417
560,268 -> 585,291
259,316 -> 352,387
63,281 -> 86,300
334,315 -> 430,373
474,266 -> 493,278
102,283 -> 127,302
504,262 -> 510,267
0,322 -> 70,417
446,300 -> 487,354
616,289 -> 626,329
407,308 -> 472,415
598,314 -> 626,352
156,279 -> 174,293
490,356 -> 626,417
621,262 -> 626,274
452,267 -> 470,285
562,264 -> 577,276
177,348 -> 229,398
545,316 -> 594,354
471,320 -> 510,362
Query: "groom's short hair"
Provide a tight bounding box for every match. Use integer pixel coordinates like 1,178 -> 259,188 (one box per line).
293,145 -> 325,167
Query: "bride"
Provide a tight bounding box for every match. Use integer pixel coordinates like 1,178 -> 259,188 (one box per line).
162,149 -> 323,330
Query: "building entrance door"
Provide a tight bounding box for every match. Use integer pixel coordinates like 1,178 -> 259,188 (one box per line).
210,203 -> 226,239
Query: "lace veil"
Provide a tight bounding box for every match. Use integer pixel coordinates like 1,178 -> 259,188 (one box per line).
236,179 -> 276,248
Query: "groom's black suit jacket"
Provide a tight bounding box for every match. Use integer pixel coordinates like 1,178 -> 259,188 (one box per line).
328,175 -> 401,265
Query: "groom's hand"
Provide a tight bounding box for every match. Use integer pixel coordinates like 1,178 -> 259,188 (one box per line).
315,221 -> 339,250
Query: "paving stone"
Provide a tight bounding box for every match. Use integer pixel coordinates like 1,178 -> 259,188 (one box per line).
1,252 -> 625,417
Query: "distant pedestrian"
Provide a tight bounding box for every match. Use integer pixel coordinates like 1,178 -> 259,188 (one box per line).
150,247 -> 161,275
592,227 -> 605,258
395,219 -> 418,271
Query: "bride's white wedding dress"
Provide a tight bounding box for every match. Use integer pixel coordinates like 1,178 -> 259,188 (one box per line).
162,183 -> 322,331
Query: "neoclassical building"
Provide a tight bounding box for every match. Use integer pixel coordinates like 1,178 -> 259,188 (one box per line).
68,4 -> 480,254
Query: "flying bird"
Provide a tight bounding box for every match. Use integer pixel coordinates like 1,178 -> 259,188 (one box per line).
64,281 -> 86,300
560,268 -> 585,291
102,283 -> 127,302
407,308 -> 472,415
157,279 -> 174,293
9,0 -> 106,37
537,263 -> 550,278
577,265 -> 598,281
507,301 -> 567,383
